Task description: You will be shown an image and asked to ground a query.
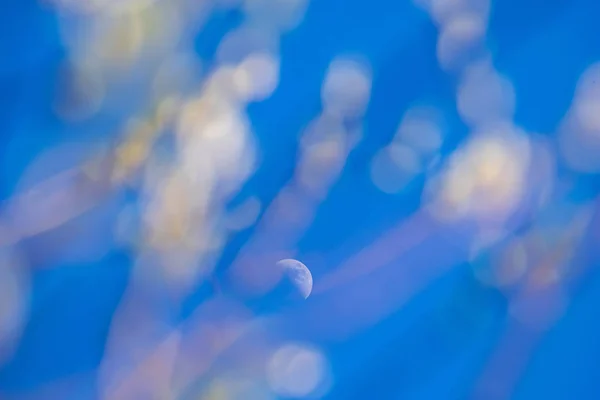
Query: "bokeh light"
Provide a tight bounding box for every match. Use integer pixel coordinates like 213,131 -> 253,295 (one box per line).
266,343 -> 331,398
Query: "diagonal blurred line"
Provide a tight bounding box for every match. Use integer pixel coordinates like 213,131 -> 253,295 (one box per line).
471,197 -> 600,399
0,162 -> 114,248
0,100 -> 171,249
471,321 -> 540,400
101,296 -> 253,400
227,132 -> 357,294
313,209 -> 436,294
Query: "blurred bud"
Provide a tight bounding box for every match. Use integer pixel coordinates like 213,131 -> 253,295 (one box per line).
321,57 -> 372,119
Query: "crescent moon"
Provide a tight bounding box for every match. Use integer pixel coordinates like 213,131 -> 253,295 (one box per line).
276,259 -> 313,299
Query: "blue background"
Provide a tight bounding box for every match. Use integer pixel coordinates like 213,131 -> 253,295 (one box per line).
1,0 -> 600,398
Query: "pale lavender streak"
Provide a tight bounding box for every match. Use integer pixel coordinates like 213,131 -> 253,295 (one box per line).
285,211 -> 472,339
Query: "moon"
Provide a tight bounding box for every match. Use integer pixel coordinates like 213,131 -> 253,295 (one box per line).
276,259 -> 313,299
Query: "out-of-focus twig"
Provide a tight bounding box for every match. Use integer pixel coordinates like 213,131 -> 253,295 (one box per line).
0,99 -> 176,249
